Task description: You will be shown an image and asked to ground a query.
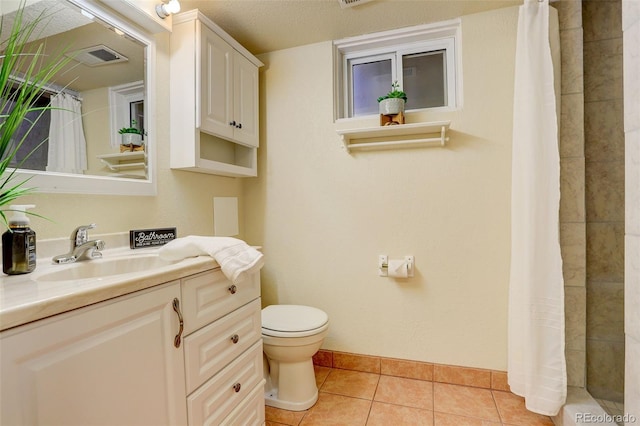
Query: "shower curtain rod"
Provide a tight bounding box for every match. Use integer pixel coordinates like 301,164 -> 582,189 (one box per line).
9,74 -> 82,101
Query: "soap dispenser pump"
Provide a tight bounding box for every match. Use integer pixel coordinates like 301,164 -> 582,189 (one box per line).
2,204 -> 37,275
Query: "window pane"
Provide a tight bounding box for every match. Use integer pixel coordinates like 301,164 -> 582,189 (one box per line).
351,59 -> 391,116
403,50 -> 446,109
1,96 -> 50,171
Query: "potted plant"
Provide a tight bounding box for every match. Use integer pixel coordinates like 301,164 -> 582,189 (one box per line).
377,81 -> 407,115
1,3 -> 72,225
118,119 -> 145,147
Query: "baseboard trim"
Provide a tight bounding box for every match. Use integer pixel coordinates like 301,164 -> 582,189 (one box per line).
313,349 -> 509,391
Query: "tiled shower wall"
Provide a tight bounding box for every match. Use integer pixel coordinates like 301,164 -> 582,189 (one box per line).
622,0 -> 640,420
583,0 -> 625,403
556,0 -> 587,389
557,0 -> 627,400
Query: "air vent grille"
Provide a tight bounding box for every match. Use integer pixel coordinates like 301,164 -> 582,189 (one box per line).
338,0 -> 374,8
66,45 -> 128,67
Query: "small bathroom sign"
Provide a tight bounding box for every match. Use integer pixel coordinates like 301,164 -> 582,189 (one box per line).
129,228 -> 177,249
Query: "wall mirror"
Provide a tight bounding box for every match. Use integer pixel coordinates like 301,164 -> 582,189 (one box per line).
0,0 -> 157,195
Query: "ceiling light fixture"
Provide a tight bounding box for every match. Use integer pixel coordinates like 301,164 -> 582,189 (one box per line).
156,0 -> 181,19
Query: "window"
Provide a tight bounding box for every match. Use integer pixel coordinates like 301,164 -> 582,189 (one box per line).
334,19 -> 461,119
2,87 -> 50,171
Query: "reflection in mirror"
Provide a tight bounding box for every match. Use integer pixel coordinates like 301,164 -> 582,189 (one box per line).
0,0 -> 156,195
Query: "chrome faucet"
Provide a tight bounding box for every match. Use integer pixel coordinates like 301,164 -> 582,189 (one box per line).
52,224 -> 106,264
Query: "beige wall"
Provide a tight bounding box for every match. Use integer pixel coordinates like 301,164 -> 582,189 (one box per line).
81,87 -> 111,175
244,6 -> 519,371
17,32 -> 244,241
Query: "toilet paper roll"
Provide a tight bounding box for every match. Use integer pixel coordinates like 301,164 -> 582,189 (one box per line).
387,259 -> 408,278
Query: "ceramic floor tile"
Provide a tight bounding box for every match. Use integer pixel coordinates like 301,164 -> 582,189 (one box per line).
313,350 -> 333,368
492,391 -> 555,426
380,357 -> 434,381
299,392 -> 372,426
433,383 -> 500,422
434,412 -> 502,426
366,401 -> 434,426
314,365 -> 332,389
265,405 -> 307,426
490,371 -> 510,392
373,375 -> 434,410
434,364 -> 491,388
271,365 -> 560,426
333,352 -> 381,374
320,368 -> 380,400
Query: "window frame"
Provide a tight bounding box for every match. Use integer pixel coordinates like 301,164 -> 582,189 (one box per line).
334,19 -> 462,120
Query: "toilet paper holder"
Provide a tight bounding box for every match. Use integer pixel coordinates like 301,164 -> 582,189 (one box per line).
378,255 -> 414,277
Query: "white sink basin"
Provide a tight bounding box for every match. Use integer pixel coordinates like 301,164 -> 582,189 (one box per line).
34,254 -> 179,282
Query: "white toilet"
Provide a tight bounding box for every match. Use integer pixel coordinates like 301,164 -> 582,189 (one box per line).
261,304 -> 329,411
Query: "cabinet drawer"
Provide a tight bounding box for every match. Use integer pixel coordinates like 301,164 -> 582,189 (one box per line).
182,269 -> 260,334
221,380 -> 266,426
187,340 -> 263,426
184,298 -> 262,394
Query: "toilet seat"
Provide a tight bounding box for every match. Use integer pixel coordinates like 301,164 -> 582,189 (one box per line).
262,305 -> 329,338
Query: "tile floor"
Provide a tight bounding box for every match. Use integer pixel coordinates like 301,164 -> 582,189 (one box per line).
265,366 -> 555,426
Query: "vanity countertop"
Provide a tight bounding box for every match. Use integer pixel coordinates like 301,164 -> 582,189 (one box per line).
0,247 -> 218,332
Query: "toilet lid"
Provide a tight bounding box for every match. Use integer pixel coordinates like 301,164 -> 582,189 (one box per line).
262,305 -> 328,334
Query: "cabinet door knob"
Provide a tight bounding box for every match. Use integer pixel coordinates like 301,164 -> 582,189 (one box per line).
228,284 -> 237,294
230,334 -> 240,344
172,298 -> 184,348
229,120 -> 236,126
236,123 -> 242,129
232,382 -> 242,393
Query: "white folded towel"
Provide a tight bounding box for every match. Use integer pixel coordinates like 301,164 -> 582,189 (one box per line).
158,236 -> 264,284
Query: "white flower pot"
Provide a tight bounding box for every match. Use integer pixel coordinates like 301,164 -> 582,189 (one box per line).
121,133 -> 143,146
379,98 -> 405,115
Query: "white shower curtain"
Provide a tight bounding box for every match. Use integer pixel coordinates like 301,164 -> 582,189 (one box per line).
508,0 -> 566,416
47,93 -> 87,174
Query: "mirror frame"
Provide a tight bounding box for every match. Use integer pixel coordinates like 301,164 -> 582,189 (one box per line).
11,0 -> 158,196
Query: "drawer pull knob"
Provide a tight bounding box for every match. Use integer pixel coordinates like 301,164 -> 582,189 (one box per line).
228,285 -> 237,294
233,382 -> 242,393
230,334 -> 239,344
172,298 -> 184,348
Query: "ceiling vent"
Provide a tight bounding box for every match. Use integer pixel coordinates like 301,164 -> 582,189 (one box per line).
338,0 -> 374,8
66,45 -> 128,67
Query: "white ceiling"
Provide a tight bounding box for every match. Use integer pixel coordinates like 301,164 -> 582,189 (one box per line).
179,0 -> 522,55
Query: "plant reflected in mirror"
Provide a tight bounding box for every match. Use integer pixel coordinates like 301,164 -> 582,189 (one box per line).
1,0 -> 148,187
0,1 -> 72,224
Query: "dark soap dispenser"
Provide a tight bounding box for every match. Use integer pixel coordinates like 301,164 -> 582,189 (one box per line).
2,204 -> 37,275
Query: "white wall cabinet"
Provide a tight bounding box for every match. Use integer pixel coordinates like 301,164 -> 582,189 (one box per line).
0,269 -> 265,426
200,26 -> 259,147
171,10 -> 263,177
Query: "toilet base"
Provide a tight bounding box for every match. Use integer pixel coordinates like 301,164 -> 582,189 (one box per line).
264,388 -> 318,411
263,356 -> 319,411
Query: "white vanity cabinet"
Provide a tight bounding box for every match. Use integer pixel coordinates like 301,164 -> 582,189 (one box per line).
0,268 -> 265,426
0,281 -> 187,426
170,10 -> 263,177
181,269 -> 265,425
